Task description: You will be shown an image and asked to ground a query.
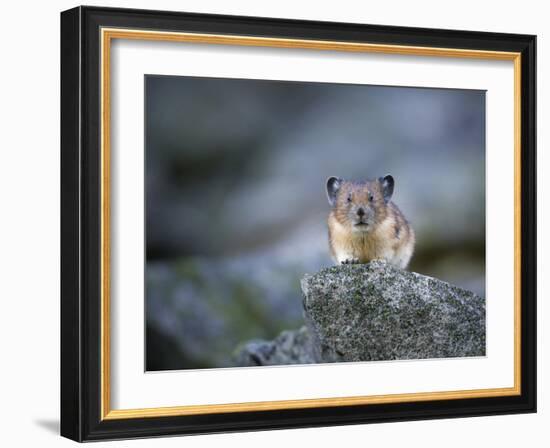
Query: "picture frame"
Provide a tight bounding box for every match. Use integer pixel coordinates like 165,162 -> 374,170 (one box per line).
60,5 -> 536,442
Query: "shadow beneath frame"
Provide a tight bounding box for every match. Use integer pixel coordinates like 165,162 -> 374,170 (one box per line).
34,419 -> 59,435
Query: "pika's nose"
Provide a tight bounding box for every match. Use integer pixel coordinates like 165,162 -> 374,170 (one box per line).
357,208 -> 365,217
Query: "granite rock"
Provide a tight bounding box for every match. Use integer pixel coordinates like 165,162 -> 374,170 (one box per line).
302,260 -> 485,363
234,260 -> 485,366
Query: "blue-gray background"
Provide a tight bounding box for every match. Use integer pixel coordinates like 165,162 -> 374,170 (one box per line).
145,75 -> 485,371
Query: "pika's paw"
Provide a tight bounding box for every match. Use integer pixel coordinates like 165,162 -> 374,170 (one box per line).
341,258 -> 360,265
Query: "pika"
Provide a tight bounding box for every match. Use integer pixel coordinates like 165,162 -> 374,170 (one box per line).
326,175 -> 415,269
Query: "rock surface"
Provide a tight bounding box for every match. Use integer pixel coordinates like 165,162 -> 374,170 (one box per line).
234,326 -> 315,367
234,260 -> 485,366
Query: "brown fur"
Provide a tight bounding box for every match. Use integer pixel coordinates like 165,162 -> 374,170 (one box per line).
327,178 -> 415,269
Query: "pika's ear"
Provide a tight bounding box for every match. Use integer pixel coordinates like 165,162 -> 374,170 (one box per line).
379,174 -> 394,203
326,177 -> 342,207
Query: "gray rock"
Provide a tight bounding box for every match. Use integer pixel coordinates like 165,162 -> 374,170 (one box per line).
303,260 -> 485,362
233,326 -> 315,366
234,260 -> 485,366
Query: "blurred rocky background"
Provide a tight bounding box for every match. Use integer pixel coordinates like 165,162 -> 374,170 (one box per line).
145,75 -> 485,371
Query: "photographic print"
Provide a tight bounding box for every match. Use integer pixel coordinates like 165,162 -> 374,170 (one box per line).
145,76 -> 486,371
61,7 -> 536,441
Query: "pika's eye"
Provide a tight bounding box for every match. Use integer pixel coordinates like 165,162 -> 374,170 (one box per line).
347,194 -> 352,203
368,194 -> 374,202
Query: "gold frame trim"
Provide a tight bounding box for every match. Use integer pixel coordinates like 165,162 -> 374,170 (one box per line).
100,28 -> 522,420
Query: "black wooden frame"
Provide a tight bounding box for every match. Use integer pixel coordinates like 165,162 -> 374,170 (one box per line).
61,5 -> 536,442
